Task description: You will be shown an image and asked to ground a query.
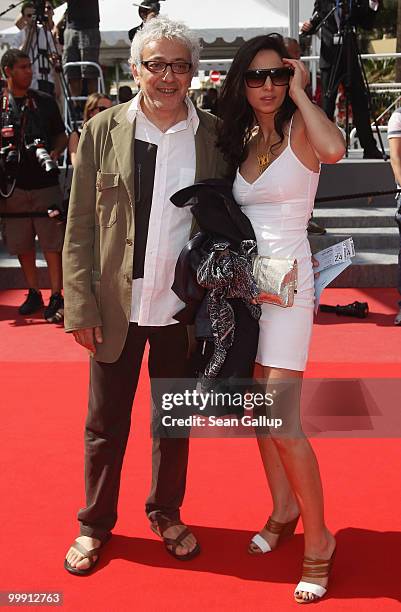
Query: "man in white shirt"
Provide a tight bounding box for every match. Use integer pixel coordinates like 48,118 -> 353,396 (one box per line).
13,1 -> 58,96
63,16 -> 227,574
388,108 -> 401,325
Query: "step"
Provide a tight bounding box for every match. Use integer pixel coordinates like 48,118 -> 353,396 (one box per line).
0,246 -> 397,289
0,240 -> 50,289
317,159 -> 397,208
308,227 -> 400,250
324,250 -> 398,287
313,207 -> 397,228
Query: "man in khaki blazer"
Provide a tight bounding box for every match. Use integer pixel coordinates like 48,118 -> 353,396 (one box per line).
63,16 -> 227,575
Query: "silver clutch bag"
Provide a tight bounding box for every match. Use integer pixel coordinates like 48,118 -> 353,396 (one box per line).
252,255 -> 298,308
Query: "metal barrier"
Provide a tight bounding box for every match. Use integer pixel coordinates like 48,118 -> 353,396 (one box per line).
62,61 -> 105,133
300,51 -> 401,154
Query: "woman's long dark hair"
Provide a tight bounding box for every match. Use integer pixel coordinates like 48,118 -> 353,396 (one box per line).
217,33 -> 296,178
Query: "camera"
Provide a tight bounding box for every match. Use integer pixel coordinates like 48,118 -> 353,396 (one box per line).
302,0 -> 377,37
32,0 -> 47,24
27,139 -> 58,174
0,115 -> 58,197
0,124 -> 20,182
320,301 -> 369,318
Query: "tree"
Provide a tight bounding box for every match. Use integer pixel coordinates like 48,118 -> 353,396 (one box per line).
397,0 -> 401,82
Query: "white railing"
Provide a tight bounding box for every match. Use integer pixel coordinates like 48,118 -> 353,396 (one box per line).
63,61 -> 105,133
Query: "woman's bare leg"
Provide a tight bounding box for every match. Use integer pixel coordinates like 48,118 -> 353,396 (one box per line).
257,365 -> 336,601
251,363 -> 300,550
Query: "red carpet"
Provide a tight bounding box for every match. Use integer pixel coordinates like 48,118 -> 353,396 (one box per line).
1,288 -> 400,611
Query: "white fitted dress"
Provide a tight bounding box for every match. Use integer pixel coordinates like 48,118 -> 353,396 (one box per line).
232,122 -> 320,371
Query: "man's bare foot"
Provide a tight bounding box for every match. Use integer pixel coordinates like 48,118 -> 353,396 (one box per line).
149,513 -> 199,558
161,524 -> 197,556
294,530 -> 336,603
65,536 -> 101,571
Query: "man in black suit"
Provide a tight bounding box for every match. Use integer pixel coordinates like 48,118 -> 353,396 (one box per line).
301,0 -> 381,158
128,1 -> 160,42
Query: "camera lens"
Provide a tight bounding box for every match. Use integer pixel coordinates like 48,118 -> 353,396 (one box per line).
35,146 -> 58,174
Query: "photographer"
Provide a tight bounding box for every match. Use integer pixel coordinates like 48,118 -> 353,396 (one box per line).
301,0 -> 382,158
13,1 -> 58,97
62,0 -> 100,98
128,1 -> 160,42
0,49 -> 67,322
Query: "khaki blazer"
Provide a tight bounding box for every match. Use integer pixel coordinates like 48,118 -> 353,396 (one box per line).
62,101 -> 228,362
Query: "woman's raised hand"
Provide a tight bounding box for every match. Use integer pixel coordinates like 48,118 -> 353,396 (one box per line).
282,58 -> 309,101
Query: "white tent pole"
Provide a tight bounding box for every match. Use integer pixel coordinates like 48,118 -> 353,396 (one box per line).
288,0 -> 299,40
311,35 -> 318,97
115,62 -> 120,94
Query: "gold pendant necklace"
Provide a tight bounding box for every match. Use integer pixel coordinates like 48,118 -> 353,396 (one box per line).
256,132 -> 270,175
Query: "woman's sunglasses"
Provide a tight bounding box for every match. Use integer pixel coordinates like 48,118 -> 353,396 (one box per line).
244,67 -> 294,88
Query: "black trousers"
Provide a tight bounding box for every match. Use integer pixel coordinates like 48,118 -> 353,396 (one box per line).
78,322 -> 191,542
320,48 -> 377,152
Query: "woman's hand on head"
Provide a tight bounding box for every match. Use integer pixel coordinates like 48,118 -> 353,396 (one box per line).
282,58 -> 309,101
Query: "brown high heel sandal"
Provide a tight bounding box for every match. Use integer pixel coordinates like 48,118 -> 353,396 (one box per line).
248,515 -> 300,554
294,548 -> 336,604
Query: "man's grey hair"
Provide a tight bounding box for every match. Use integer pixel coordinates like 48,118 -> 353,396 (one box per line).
130,15 -> 201,72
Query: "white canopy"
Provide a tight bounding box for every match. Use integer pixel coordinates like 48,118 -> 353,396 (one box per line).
0,0 -> 288,49
0,0 -> 312,34
0,1 -> 319,69
99,0 -> 288,46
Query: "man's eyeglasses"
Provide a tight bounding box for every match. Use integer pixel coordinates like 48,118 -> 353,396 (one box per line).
244,67 -> 293,88
141,61 -> 192,74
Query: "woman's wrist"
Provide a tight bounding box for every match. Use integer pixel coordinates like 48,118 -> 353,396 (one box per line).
290,88 -> 309,106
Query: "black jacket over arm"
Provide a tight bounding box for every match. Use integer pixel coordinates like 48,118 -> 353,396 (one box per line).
170,179 -> 261,402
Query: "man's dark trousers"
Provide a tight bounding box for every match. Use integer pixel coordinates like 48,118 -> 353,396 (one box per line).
78,322 -> 191,542
320,50 -> 377,152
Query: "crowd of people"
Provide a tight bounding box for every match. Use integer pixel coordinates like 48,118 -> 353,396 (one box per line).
0,5 -> 400,606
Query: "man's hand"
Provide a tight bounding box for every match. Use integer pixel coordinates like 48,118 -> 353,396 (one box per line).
51,132 -> 68,161
47,208 -> 60,218
72,326 -> 103,354
301,20 -> 313,33
15,12 -> 33,30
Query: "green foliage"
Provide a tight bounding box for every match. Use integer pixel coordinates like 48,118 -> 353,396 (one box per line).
357,0 -> 399,106
365,58 -> 395,82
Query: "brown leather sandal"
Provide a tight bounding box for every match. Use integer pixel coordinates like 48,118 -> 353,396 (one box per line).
64,534 -> 111,576
149,512 -> 200,561
294,548 -> 336,604
248,515 -> 300,554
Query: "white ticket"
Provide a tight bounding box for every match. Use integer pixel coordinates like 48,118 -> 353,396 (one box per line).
313,238 -> 356,314
313,238 -> 355,273
314,260 -> 352,314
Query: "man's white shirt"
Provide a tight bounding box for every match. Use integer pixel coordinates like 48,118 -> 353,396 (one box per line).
388,109 -> 401,141
126,92 -> 198,326
13,26 -> 57,89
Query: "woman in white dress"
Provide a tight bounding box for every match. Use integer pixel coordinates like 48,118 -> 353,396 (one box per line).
218,34 -> 345,604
